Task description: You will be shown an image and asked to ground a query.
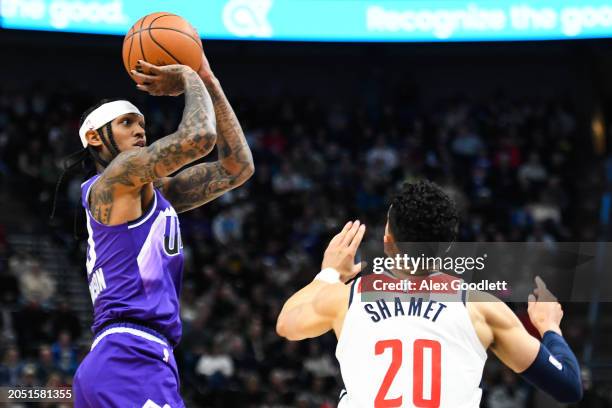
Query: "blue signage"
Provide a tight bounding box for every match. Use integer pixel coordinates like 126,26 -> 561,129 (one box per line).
2,0 -> 612,42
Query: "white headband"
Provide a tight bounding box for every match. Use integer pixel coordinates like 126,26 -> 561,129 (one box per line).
78,100 -> 143,148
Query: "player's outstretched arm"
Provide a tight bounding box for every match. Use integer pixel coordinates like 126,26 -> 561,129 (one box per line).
481,277 -> 582,403
99,62 -> 217,192
276,221 -> 365,341
153,52 -> 254,212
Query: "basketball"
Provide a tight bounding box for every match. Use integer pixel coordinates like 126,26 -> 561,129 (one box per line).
122,12 -> 202,79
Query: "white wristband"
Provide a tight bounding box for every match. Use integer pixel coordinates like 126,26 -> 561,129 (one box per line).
314,268 -> 341,284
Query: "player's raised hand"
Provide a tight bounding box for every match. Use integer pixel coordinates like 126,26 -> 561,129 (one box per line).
321,220 -> 366,283
131,60 -> 190,96
527,276 -> 563,337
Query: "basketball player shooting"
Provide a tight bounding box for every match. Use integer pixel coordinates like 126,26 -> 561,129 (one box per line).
277,181 -> 582,407
72,52 -> 254,407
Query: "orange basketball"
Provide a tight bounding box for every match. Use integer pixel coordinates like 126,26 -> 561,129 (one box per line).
122,12 -> 202,79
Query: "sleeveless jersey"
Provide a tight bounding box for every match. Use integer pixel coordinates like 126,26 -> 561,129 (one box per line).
81,175 -> 185,346
336,273 -> 487,408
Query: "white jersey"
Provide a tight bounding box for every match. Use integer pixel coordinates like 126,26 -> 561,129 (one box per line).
336,273 -> 487,408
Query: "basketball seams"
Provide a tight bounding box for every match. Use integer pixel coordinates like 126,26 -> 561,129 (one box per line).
123,13 -> 177,42
126,25 -> 136,73
147,13 -> 176,29
125,27 -> 202,50
138,17 -> 147,66
123,12 -> 202,74
146,29 -> 182,65
145,12 -> 185,64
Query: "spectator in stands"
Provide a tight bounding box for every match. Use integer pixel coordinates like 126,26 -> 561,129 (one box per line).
50,300 -> 81,341
36,344 -> 57,385
51,331 -> 78,376
20,363 -> 39,387
302,341 -> 338,379
366,135 -> 399,174
0,346 -> 22,386
13,301 -> 50,357
239,372 -> 264,407
518,152 -> 548,192
272,161 -> 311,194
195,339 -> 234,389
18,259 -> 55,305
486,368 -> 529,408
570,368 -> 610,408
0,245 -> 19,305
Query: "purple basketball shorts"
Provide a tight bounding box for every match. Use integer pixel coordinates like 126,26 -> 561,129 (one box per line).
73,322 -> 184,408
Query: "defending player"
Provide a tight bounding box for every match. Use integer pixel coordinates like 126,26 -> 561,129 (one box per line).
276,180 -> 582,408
72,52 -> 254,407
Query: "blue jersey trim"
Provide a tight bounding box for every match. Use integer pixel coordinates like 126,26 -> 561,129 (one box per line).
348,278 -> 359,307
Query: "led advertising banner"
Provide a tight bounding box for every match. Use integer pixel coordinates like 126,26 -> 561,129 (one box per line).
2,0 -> 612,42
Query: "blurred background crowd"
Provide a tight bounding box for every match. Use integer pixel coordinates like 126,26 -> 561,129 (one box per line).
1,33 -> 612,407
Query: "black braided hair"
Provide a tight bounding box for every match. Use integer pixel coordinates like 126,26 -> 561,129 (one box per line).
49,98 -> 123,238
388,180 -> 459,243
49,148 -> 89,220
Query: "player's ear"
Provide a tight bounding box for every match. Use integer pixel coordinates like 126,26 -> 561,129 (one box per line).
86,130 -> 103,147
383,233 -> 398,257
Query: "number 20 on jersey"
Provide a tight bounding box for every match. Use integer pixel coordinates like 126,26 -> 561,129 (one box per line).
375,339 -> 441,408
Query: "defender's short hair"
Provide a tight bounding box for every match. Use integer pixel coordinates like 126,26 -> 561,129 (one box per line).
388,180 -> 458,242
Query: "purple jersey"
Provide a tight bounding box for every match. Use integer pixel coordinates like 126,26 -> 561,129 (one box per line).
81,174 -> 184,346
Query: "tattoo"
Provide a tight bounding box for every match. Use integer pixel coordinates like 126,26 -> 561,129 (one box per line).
91,69 -> 216,223
139,69 -> 217,181
108,150 -> 159,187
157,66 -> 186,96
207,78 -> 253,178
163,162 -> 236,212
153,179 -> 166,192
89,181 -> 114,224
162,78 -> 255,212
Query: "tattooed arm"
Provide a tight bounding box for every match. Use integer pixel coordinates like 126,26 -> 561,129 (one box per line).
154,65 -> 254,213
103,63 -> 217,187
89,62 -> 217,223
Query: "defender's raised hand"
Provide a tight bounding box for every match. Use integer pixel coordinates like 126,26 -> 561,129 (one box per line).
528,276 -> 563,336
321,220 -> 366,283
132,60 -> 191,96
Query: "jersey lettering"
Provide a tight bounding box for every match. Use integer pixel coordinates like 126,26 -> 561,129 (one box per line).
163,215 -> 182,256
89,267 -> 107,304
142,400 -> 171,408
